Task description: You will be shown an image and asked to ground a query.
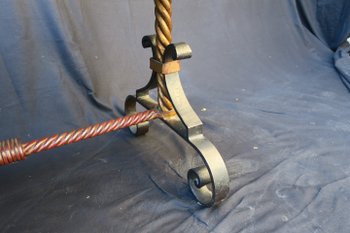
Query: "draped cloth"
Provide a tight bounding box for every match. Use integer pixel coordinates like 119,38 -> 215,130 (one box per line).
0,1 -> 349,232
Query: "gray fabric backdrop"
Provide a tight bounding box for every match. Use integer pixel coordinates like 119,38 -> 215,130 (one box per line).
1,0 -> 350,232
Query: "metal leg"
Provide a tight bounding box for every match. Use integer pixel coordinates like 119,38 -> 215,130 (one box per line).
124,35 -> 229,206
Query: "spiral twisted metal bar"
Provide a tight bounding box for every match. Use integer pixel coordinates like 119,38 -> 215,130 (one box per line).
0,110 -> 161,166
0,138 -> 25,166
154,0 -> 174,113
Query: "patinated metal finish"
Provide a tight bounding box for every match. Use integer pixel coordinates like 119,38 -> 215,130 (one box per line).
124,35 -> 230,206
149,58 -> 181,75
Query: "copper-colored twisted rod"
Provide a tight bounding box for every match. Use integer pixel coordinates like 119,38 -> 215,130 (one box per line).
154,0 -> 174,113
0,110 -> 161,166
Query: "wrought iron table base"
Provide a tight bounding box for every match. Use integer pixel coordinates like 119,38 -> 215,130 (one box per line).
125,35 -> 229,206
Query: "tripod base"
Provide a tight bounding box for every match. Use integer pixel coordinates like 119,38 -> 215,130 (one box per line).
124,35 -> 229,207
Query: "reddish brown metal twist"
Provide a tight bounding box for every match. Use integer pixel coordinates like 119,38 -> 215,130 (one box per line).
0,138 -> 25,165
0,110 -> 161,166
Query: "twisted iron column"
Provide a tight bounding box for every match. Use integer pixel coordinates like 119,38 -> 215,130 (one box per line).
154,0 -> 175,115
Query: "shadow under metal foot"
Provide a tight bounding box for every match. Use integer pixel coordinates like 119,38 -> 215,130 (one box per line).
124,35 -> 229,207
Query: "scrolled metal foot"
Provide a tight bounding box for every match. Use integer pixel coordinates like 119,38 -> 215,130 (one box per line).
186,135 -> 230,206
188,165 -> 213,205
124,95 -> 150,136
